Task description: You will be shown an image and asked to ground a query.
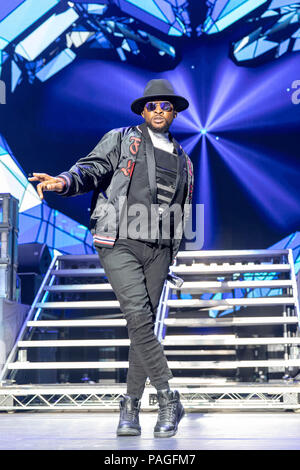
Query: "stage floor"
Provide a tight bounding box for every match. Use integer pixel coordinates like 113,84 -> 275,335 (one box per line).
1,410 -> 300,450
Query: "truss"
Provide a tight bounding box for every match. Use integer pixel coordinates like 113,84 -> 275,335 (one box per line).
1,382 -> 300,411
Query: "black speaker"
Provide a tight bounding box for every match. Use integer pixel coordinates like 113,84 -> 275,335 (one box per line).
18,273 -> 44,305
18,243 -> 52,274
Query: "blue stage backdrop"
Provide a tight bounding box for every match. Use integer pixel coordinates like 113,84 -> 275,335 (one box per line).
0,1 -> 299,251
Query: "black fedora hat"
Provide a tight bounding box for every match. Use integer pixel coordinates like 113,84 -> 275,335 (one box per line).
131,78 -> 189,115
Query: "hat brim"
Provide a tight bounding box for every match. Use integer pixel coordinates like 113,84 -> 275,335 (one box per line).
131,94 -> 189,115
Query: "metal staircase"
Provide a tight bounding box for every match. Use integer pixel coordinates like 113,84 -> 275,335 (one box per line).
1,248 -> 300,411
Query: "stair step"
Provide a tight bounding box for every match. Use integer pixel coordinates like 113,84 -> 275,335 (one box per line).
168,359 -> 300,369
50,269 -> 105,277
176,249 -> 289,259
172,264 -> 291,275
18,339 -> 130,347
165,350 -> 236,356
26,319 -> 126,327
163,336 -> 300,346
35,301 -> 120,309
8,361 -> 129,369
7,359 -> 300,370
164,316 -> 299,327
177,280 -> 293,293
167,297 -> 296,308
45,284 -> 113,292
57,254 -> 99,261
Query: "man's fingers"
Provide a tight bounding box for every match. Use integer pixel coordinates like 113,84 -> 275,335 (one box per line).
36,183 -> 45,200
45,183 -> 63,191
28,173 -> 51,182
36,181 -> 64,199
33,172 -> 50,178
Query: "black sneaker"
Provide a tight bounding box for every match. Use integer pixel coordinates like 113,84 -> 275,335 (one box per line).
116,395 -> 141,436
154,389 -> 185,438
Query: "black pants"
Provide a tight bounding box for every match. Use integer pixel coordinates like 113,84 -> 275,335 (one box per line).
96,238 -> 173,398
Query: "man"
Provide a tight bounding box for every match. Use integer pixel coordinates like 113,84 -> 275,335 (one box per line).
29,79 -> 194,438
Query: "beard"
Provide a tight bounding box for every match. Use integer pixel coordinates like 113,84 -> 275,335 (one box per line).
147,119 -> 170,134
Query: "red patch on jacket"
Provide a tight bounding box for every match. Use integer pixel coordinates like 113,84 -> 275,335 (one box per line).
129,136 -> 141,155
121,159 -> 135,177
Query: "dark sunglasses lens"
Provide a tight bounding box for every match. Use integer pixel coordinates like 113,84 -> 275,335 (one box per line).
145,102 -> 156,111
160,102 -> 173,111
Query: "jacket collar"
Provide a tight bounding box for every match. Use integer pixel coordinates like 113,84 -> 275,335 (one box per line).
135,122 -> 186,207
137,122 -> 180,155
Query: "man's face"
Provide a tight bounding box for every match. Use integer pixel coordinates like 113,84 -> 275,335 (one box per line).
141,100 -> 177,133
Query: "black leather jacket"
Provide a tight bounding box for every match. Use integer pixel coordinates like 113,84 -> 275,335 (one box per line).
58,122 -> 194,263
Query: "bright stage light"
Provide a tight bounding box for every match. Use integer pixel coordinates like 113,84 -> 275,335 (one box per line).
160,53 -> 299,242
207,134 -> 300,229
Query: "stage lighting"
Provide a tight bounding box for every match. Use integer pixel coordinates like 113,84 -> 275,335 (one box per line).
201,128 -> 207,135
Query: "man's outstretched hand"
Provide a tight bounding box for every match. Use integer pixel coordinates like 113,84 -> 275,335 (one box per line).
28,173 -> 65,200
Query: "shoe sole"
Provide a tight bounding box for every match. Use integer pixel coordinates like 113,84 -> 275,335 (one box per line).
153,407 -> 185,438
117,428 -> 141,436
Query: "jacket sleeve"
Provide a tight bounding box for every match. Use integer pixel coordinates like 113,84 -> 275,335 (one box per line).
57,129 -> 122,197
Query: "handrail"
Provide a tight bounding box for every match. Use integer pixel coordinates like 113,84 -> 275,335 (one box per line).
288,248 -> 300,327
0,254 -> 59,382
154,263 -> 176,342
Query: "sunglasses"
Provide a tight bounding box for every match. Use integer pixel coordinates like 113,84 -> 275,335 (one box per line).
145,101 -> 174,112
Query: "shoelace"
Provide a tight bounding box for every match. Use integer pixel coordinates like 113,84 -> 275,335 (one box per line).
158,400 -> 178,422
121,406 -> 139,421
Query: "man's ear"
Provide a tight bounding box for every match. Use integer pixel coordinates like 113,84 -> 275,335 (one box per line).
141,110 -> 144,118
174,111 -> 178,118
